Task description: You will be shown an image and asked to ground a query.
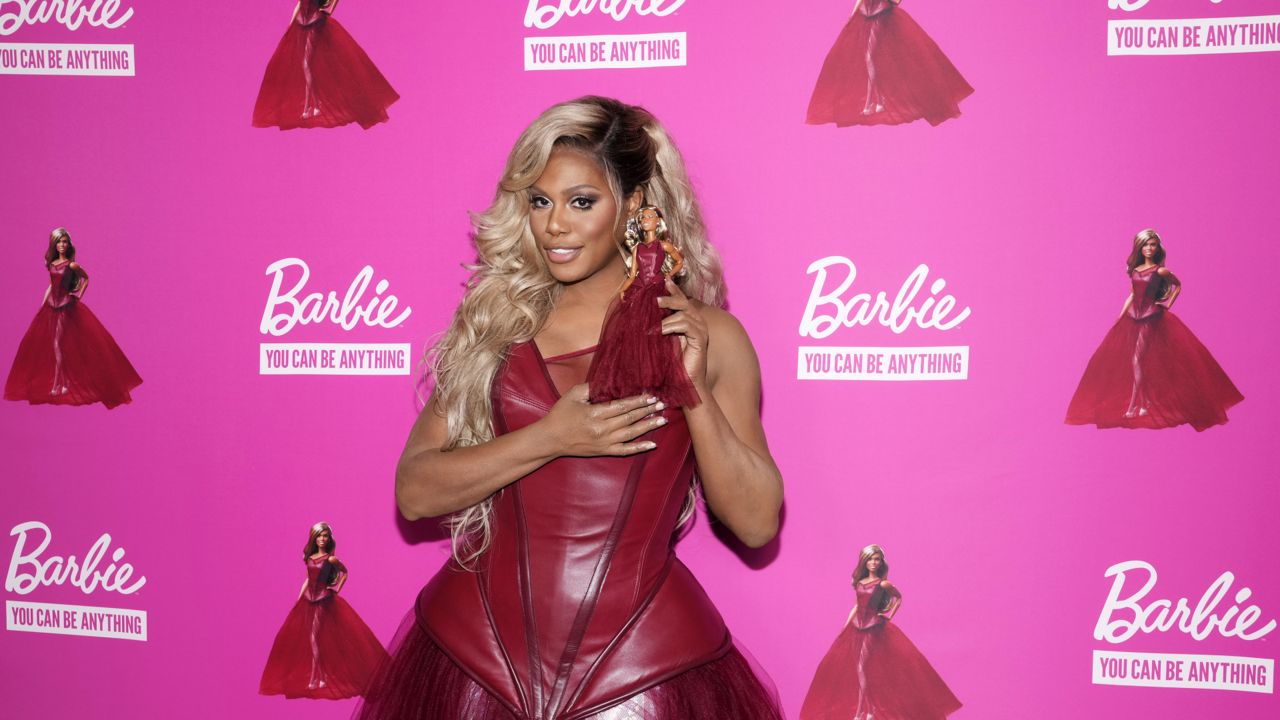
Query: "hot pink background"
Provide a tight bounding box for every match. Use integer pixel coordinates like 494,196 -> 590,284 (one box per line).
2,1 -> 1278,717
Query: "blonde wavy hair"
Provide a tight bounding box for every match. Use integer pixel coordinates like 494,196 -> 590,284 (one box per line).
430,96 -> 726,566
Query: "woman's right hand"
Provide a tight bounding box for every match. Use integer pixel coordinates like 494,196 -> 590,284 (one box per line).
540,384 -> 665,457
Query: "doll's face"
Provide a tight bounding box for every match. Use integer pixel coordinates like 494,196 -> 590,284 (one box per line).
638,208 -> 661,234
55,237 -> 69,256
315,529 -> 331,549
529,149 -> 628,285
1140,238 -> 1160,259
864,553 -> 883,575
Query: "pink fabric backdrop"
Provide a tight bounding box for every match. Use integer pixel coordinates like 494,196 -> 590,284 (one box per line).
2,1 -> 1277,717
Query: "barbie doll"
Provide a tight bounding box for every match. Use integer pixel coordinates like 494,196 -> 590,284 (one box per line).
260,523 -> 388,699
586,205 -> 700,408
800,545 -> 961,720
4,228 -> 142,408
807,0 -> 973,127
356,97 -> 784,720
1066,229 -> 1243,431
252,0 -> 399,130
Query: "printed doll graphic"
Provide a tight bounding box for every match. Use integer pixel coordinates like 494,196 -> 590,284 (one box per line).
585,205 -> 701,408
260,523 -> 388,699
807,0 -> 973,127
800,545 -> 961,720
4,228 -> 142,409
1066,229 -> 1243,431
252,0 -> 400,130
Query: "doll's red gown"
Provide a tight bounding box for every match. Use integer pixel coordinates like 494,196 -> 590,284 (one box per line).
807,0 -> 973,127
1066,267 -> 1243,431
586,239 -> 700,408
356,342 -> 781,720
252,0 -> 399,130
260,554 -> 389,699
800,581 -> 960,720
4,261 -> 142,409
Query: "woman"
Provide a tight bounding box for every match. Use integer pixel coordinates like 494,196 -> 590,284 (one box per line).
252,0 -> 399,130
800,545 -> 960,720
807,0 -> 973,127
357,97 -> 785,719
4,228 -> 142,408
260,522 -> 388,699
1066,229 -> 1243,431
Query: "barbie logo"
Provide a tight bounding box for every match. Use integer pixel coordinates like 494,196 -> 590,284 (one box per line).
260,258 -> 411,337
1109,0 -> 1224,10
1095,561 -> 1276,644
0,0 -> 133,36
799,257 -> 970,339
6,521 -> 146,596
524,0 -> 686,30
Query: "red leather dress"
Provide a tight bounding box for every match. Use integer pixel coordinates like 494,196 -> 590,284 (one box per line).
252,0 -> 399,130
1066,267 -> 1243,431
800,580 -> 961,720
357,342 -> 781,720
4,260 -> 142,408
807,0 -> 973,127
260,553 -> 389,699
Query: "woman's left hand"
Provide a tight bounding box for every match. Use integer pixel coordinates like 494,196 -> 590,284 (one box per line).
658,279 -> 709,388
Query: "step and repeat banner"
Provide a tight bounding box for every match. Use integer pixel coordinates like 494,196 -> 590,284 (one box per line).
2,1 -> 1277,718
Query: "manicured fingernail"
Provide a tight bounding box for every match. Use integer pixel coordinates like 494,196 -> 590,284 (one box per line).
647,396 -> 658,403
655,402 -> 666,411
656,416 -> 668,426
644,442 -> 657,449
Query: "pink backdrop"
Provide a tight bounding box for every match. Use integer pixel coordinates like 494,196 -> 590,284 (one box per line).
3,1 -> 1277,717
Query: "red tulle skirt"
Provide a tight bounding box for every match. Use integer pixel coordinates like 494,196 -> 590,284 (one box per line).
252,18 -> 399,130
800,621 -> 961,720
260,595 -> 389,700
1066,311 -> 1243,431
4,302 -> 142,409
355,615 -> 783,719
586,281 -> 700,408
807,9 -> 973,127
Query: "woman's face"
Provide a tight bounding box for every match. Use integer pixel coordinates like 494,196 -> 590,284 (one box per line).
865,553 -> 883,576
1141,238 -> 1160,260
315,530 -> 331,550
638,208 -> 660,234
529,149 -> 626,285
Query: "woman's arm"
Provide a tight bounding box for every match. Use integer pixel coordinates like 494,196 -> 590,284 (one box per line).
659,281 -> 783,548
879,580 -> 902,620
327,556 -> 348,593
1119,292 -> 1133,319
396,386 -> 666,520
619,246 -> 640,299
69,263 -> 88,298
1157,267 -> 1181,309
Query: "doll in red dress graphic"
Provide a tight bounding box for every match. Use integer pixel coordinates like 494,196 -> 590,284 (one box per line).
252,0 -> 399,130
586,205 -> 700,409
800,545 -> 961,720
4,228 -> 142,409
807,1 -> 973,127
260,522 -> 388,699
1066,229 -> 1243,431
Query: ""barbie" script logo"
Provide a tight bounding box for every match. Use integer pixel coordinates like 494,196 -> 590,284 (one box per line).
799,257 -> 970,339
6,521 -> 146,596
1094,560 -> 1275,644
524,0 -> 686,30
260,258 -> 412,337
0,0 -> 133,36
1109,0 -> 1224,11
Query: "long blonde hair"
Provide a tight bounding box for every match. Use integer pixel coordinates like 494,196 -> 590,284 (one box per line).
431,97 -> 725,566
